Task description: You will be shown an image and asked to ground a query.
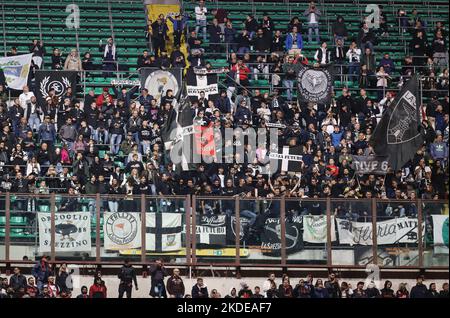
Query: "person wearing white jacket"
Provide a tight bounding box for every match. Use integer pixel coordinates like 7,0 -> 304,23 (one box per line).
195,0 -> 208,42
18,85 -> 35,109
346,41 -> 361,82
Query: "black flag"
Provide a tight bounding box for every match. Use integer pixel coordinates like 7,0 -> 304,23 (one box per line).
369,76 -> 424,171
186,66 -> 219,102
297,65 -> 333,104
35,70 -> 77,106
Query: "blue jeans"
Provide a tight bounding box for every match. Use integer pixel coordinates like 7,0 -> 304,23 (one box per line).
283,79 -> 295,101
141,140 -> 151,155
28,113 -> 40,131
348,62 -> 360,81
132,132 -> 140,145
308,23 -> 320,43
195,19 -> 207,41
110,134 -> 122,155
94,129 -> 109,144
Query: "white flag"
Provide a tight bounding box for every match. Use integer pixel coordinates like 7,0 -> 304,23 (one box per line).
38,212 -> 91,252
146,213 -> 182,251
104,212 -> 141,250
0,54 -> 33,90
302,215 -> 336,243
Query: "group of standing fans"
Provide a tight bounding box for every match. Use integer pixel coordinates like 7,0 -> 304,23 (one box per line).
1,258 -> 448,298
0,3 -> 448,218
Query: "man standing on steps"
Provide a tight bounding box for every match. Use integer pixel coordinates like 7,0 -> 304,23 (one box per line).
195,0 -> 208,42
149,258 -> 168,298
118,259 -> 138,298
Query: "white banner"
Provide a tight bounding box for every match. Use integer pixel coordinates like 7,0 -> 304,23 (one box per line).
303,215 -> 336,243
432,215 -> 449,255
336,217 -> 421,246
146,213 -> 182,251
0,53 -> 33,90
38,212 -> 91,252
104,212 -> 141,250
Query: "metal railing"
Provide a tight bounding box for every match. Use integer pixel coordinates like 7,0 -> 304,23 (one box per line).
0,193 -> 448,270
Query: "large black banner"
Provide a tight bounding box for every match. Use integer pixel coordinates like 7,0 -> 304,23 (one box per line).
260,216 -> 303,257
35,70 -> 77,106
369,76 -> 424,170
351,155 -> 389,175
139,67 -> 182,104
195,215 -> 226,247
297,65 -> 333,104
226,215 -> 251,245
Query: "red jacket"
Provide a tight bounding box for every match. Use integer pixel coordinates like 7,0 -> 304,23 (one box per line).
231,64 -> 250,81
96,94 -> 113,108
89,283 -> 107,298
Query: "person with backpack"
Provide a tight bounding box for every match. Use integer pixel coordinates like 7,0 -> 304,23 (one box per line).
118,259 -> 138,298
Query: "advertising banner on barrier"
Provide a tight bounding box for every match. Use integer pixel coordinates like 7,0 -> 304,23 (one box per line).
104,212 -> 142,250
432,215 -> 449,255
336,217 -> 421,246
38,212 -> 91,252
146,213 -> 183,251
303,215 -> 336,243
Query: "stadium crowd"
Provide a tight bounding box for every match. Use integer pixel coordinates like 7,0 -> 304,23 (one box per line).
0,0 -> 448,214
0,258 -> 448,298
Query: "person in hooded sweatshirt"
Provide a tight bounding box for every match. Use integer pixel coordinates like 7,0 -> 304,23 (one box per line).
380,280 -> 395,298
225,287 -> 238,298
410,276 -> 428,298
427,283 -> 440,298
118,258 -> 138,298
77,286 -> 89,298
332,16 -> 348,43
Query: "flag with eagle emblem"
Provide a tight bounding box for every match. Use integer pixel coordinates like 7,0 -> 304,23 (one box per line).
297,65 -> 333,104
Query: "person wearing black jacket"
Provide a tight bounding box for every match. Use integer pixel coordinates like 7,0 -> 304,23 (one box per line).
427,283 -> 440,298
410,276 -> 428,298
271,30 -> 284,53
332,16 -> 348,42
149,259 -> 168,298
118,259 -> 138,298
137,50 -> 151,69
253,28 -> 271,53
192,277 -> 208,298
439,283 -> 449,298
208,18 -> 222,58
380,280 -> 395,298
410,30 -> 428,66
324,272 -> 341,298
244,15 -> 259,39
77,286 -> 89,298
9,267 -> 27,298
51,48 -> 63,70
